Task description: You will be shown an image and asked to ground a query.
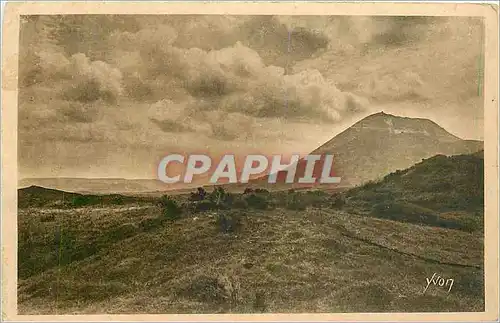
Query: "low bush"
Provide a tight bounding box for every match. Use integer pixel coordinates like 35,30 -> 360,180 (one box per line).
189,187 -> 207,201
71,195 -> 100,207
112,196 -> 124,205
209,187 -> 226,204
254,188 -> 270,194
232,197 -> 248,209
245,194 -> 268,210
194,200 -> 217,212
331,194 -> 345,209
285,193 -> 307,211
216,212 -> 242,234
243,188 -> 254,194
458,216 -> 483,233
159,195 -> 182,220
302,191 -> 330,208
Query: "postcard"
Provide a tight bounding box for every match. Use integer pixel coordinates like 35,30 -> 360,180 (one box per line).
1,1 -> 498,321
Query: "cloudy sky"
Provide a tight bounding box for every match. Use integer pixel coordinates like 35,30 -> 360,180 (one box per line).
18,15 -> 484,179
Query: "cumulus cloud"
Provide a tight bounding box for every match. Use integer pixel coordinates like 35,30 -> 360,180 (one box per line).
63,54 -> 123,103
129,39 -> 370,145
17,15 -> 485,178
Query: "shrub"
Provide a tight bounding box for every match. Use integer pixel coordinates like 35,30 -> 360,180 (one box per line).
111,196 -> 124,205
243,188 -> 254,194
197,187 -> 207,199
332,194 -> 345,209
159,195 -> 182,220
189,187 -> 207,201
308,190 -> 328,197
255,188 -> 270,194
458,216 -> 483,233
209,187 -> 227,206
222,193 -> 236,207
194,200 -> 217,212
216,212 -> 242,233
232,198 -> 248,209
285,193 -> 307,211
301,191 -> 330,208
245,193 -> 268,210
71,195 -> 100,207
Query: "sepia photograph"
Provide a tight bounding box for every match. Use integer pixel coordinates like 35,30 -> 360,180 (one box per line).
1,1 -> 499,321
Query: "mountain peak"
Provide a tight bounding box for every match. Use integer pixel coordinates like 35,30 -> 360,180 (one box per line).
372,111 -> 389,116
350,112 -> 462,140
362,111 -> 412,121
310,111 -> 483,185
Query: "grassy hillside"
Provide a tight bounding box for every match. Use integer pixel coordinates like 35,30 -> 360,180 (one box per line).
18,203 -> 483,314
18,185 -> 152,209
346,152 -> 484,231
17,152 -> 484,314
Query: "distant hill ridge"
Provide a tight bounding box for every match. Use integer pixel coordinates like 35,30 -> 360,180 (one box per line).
17,185 -> 150,208
18,178 -> 171,194
20,112 -> 483,192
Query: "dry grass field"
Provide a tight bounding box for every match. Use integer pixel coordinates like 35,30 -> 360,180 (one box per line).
18,155 -> 484,314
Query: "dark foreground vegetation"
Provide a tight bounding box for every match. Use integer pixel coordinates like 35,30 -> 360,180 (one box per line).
17,152 -> 484,314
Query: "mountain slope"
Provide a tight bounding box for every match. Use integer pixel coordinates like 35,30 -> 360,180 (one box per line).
345,150 -> 484,230
313,112 -> 483,185
18,192 -> 483,314
254,112 -> 482,188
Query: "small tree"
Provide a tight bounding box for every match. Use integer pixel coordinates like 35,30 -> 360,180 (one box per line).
159,195 -> 182,220
210,187 -> 227,206
197,187 -> 207,200
189,187 -> 208,201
